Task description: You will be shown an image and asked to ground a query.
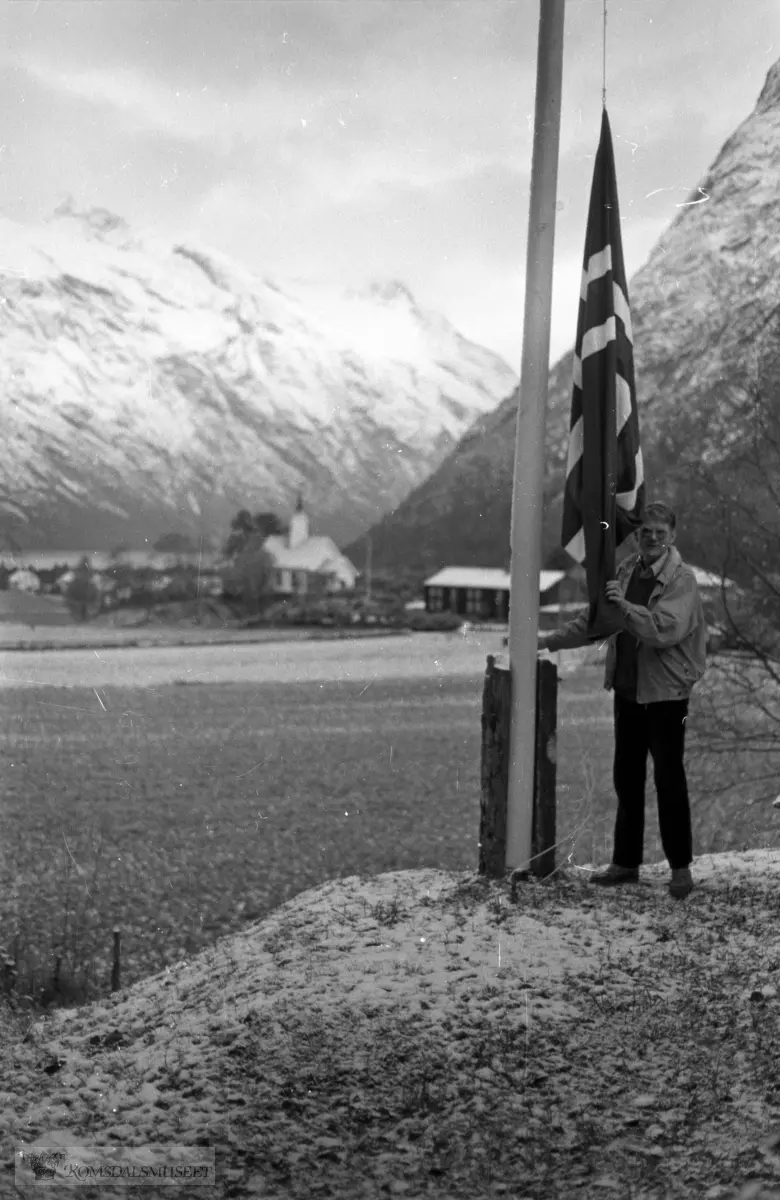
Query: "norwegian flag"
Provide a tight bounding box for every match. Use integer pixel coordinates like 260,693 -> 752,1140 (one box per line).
560,108 -> 645,638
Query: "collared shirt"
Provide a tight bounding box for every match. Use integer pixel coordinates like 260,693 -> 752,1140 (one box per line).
638,547 -> 670,579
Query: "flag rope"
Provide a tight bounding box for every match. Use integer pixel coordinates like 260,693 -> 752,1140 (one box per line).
602,0 -> 607,108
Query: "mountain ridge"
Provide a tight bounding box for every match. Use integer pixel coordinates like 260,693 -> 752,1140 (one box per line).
0,203 -> 516,552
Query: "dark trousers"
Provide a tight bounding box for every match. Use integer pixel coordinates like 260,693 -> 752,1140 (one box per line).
612,694 -> 692,871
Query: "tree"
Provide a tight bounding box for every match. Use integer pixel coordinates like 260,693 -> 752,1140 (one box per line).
64,557 -> 101,622
252,511 -> 285,539
671,343 -> 780,814
223,509 -> 285,558
221,536 -> 275,613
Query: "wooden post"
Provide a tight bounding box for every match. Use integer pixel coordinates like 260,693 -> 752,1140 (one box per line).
532,657 -> 558,877
111,927 -> 121,993
479,654 -> 511,877
480,653 -> 558,880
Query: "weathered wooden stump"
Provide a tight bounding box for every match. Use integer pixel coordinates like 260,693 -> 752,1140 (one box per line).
532,656 -> 558,878
479,654 -> 512,877
479,653 -> 558,879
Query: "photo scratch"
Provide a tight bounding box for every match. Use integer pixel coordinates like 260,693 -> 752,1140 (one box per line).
676,188 -> 709,208
62,834 -> 89,894
644,185 -> 710,208
235,758 -> 269,779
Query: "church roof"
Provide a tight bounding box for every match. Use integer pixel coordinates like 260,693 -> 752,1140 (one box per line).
264,535 -> 356,574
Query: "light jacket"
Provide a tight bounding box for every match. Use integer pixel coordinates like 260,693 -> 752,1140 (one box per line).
545,545 -> 708,704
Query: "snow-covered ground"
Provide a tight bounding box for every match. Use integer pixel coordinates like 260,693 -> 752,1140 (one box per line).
2,850 -> 780,1198
0,630 -> 511,689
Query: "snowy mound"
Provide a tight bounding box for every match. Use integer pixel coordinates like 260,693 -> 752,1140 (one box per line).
2,853 -> 780,1198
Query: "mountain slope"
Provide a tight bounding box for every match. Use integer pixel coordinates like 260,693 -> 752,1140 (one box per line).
0,201 -> 516,551
353,59 -> 780,577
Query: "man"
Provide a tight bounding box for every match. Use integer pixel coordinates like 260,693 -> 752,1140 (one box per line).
538,502 -> 707,899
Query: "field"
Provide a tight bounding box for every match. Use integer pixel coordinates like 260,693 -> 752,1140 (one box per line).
0,635 -> 778,1009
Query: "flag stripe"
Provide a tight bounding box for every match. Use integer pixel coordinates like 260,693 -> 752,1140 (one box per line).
616,374 -> 632,433
560,108 -> 645,634
581,317 -> 616,362
576,283 -> 633,342
580,246 -> 612,298
613,283 -> 633,342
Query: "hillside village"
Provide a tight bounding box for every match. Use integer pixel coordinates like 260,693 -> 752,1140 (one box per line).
0,496 -> 742,648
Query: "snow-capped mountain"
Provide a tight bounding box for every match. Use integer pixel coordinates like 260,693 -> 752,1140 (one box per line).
0,200 -> 516,551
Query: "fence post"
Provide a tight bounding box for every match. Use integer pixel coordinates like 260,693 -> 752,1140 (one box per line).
111,928 -> 121,993
532,657 -> 558,877
479,654 -> 511,877
480,653 -> 558,881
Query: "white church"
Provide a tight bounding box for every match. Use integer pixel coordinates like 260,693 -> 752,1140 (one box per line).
263,496 -> 359,597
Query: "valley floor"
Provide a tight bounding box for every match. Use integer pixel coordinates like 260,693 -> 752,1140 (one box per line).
1,637 -> 778,1198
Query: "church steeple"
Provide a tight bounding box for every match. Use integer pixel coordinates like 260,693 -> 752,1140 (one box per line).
288,492 -> 310,548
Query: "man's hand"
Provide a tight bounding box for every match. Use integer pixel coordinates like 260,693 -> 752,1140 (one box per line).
605,580 -> 623,605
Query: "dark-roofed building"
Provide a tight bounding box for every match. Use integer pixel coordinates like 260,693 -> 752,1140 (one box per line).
423,567 -> 574,622
423,560 -> 740,634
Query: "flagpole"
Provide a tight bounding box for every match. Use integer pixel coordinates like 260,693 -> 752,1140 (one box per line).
505,0 -> 566,871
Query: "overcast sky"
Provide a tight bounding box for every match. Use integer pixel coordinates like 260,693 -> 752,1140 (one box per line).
1,0 -> 778,370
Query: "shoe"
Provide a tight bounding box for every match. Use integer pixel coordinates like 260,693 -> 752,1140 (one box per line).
590,864 -> 640,886
669,867 -> 693,899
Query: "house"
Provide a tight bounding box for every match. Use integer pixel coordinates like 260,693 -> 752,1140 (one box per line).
107,549 -> 225,596
690,566 -> 736,592
689,565 -> 739,630
263,496 -> 358,597
423,567 -> 571,621
7,568 -> 41,594
54,564 -> 116,601
426,560 -> 738,629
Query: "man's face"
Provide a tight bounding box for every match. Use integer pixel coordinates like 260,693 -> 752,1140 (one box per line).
638,521 -> 675,564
